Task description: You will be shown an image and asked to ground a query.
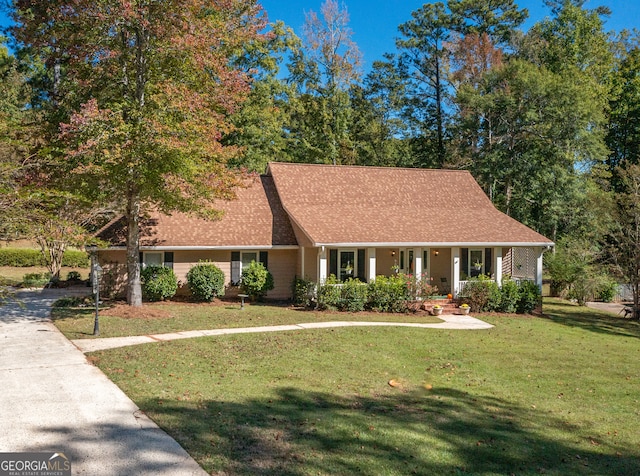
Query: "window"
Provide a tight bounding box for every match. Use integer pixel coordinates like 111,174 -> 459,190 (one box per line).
241,252 -> 257,271
328,248 -> 365,281
230,251 -> 268,285
140,252 -> 173,269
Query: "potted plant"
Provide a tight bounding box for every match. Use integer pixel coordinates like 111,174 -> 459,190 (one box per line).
473,261 -> 483,271
432,304 -> 443,316
459,303 -> 470,315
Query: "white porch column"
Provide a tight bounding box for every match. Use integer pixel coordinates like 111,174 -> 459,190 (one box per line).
300,247 -> 305,280
319,247 -> 328,285
494,247 -> 503,287
413,248 -> 422,280
368,248 -> 377,282
452,247 -> 461,297
535,246 -> 544,293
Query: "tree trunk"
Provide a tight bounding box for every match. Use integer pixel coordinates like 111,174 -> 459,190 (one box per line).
435,50 -> 445,167
36,237 -> 66,280
126,190 -> 142,306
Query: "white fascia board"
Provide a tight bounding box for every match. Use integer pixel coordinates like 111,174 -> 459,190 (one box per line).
315,242 -> 555,248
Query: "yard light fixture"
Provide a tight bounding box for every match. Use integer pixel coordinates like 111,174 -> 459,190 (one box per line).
92,262 -> 103,336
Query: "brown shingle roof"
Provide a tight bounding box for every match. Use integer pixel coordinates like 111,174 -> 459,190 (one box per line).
267,162 -> 553,246
97,175 -> 297,248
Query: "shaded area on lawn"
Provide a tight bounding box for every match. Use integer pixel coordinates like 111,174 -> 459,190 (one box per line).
542,299 -> 640,339
142,386 -> 638,476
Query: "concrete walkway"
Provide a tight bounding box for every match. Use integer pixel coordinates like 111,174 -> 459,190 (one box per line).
0,289 -> 207,476
73,314 -> 494,353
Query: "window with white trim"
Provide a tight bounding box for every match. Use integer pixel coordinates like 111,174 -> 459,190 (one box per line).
141,251 -> 174,269
230,251 -> 268,285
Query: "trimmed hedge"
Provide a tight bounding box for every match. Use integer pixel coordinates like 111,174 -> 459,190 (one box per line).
0,248 -> 90,267
141,265 -> 178,301
187,263 -> 225,302
459,277 -> 541,313
240,261 -> 274,300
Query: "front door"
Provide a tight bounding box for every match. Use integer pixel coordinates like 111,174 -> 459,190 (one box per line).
339,250 -> 355,281
469,249 -> 484,278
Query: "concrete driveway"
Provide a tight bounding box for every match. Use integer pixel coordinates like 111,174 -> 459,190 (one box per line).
0,289 -> 206,476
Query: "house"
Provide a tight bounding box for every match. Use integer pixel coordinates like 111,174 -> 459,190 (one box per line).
95,162 -> 554,299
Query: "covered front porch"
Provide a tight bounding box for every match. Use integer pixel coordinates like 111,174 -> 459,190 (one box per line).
299,245 -> 546,297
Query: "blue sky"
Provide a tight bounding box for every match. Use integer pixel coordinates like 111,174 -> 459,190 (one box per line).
2,1 -> 639,71
260,0 -> 640,70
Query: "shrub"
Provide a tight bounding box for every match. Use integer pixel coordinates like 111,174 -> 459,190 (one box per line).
66,271 -> 82,282
52,295 -> 93,308
0,248 -> 43,266
22,272 -> 51,288
317,275 -> 342,311
486,280 -> 502,312
62,250 -> 90,267
459,276 -> 493,312
292,277 -> 316,307
187,262 -> 225,302
0,248 -> 90,267
240,261 -> 274,300
341,278 -> 367,312
366,275 -> 408,313
404,273 -> 438,300
499,279 -> 519,313
317,276 -> 367,312
517,280 -> 541,314
141,265 -> 178,301
598,280 -> 618,303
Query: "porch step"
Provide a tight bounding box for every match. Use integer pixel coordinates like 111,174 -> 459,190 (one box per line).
423,300 -> 465,314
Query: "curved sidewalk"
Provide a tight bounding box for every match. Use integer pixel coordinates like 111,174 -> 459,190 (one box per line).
72,314 -> 494,353
0,289 -> 207,476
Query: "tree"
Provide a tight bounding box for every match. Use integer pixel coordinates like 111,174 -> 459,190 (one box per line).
11,0 -> 269,305
608,164 -> 640,318
607,31 -> 640,181
0,37 -> 38,240
288,0 -> 362,165
448,0 -> 528,46
224,21 -> 301,172
396,2 -> 454,167
345,54 -> 415,167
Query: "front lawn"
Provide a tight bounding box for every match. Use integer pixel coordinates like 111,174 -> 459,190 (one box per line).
51,301 -> 442,339
86,298 -> 640,475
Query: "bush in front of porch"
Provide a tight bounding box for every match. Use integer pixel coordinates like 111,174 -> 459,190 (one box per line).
315,274 -> 439,313
459,276 -> 540,313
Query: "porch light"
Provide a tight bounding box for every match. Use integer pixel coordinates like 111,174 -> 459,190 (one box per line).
434,250 -> 439,256
391,250 -> 396,257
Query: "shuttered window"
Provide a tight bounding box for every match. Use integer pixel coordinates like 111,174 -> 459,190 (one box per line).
329,249 -> 338,278
231,251 -> 241,285
164,252 -> 174,270
357,249 -> 365,279
230,251 -> 269,285
259,251 -> 269,270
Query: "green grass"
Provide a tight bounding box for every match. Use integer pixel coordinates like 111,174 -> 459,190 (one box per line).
83,298 -> 640,475
51,302 -> 443,339
0,266 -> 88,285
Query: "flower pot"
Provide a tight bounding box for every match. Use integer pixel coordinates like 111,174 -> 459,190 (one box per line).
432,307 -> 443,316
459,306 -> 470,315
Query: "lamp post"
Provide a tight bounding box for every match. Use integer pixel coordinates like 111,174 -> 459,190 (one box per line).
92,262 -> 103,336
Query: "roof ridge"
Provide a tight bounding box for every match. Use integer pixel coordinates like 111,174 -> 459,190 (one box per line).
267,161 -> 470,174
